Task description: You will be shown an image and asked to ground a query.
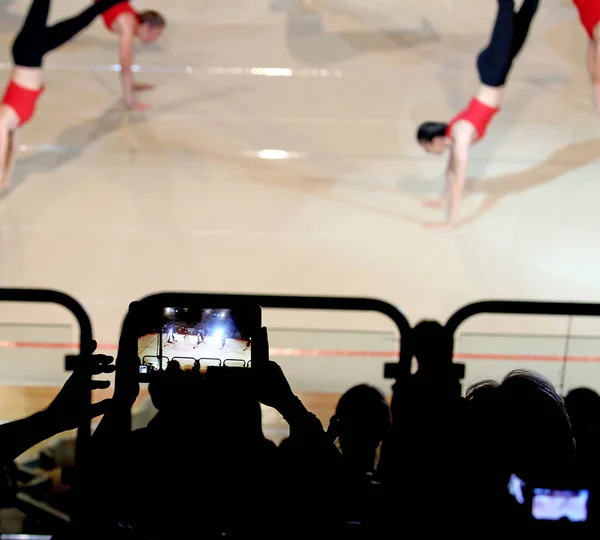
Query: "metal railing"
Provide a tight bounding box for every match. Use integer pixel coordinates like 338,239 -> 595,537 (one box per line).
0,288 -> 94,527
136,292 -> 413,374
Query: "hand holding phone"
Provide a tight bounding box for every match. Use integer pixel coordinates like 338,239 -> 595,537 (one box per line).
251,329 -> 299,413
114,302 -> 142,406
508,474 -> 590,524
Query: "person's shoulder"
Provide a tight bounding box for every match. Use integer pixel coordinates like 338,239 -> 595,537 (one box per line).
451,120 -> 476,145
114,9 -> 138,33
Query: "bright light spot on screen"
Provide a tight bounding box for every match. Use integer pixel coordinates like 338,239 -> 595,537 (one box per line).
213,328 -> 223,340
220,311 -> 226,318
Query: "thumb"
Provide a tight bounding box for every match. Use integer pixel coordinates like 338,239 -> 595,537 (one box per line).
80,339 -> 98,357
255,327 -> 269,364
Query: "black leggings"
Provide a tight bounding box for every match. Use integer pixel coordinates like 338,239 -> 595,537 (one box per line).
477,0 -> 540,87
11,0 -> 122,68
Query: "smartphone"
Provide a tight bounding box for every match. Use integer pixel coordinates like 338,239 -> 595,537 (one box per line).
508,474 -> 589,524
129,296 -> 262,381
532,488 -> 589,523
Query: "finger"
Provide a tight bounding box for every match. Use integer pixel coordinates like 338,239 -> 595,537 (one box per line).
255,327 -> 269,364
91,354 -> 114,365
118,303 -> 140,358
91,380 -> 111,390
326,416 -> 337,436
92,364 -> 116,375
88,399 -> 112,419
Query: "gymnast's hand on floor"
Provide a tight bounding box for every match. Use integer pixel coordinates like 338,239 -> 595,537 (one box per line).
421,198 -> 447,209
127,100 -> 152,111
133,82 -> 154,91
424,220 -> 453,230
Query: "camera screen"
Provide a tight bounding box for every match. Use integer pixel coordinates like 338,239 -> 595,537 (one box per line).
532,488 -> 589,522
137,307 -> 253,374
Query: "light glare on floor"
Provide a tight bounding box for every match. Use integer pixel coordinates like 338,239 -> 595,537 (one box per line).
250,67 -> 292,77
257,149 -> 293,160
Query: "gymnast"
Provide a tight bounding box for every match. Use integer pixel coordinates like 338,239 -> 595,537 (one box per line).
416,0 -> 539,229
0,0 -> 123,191
94,0 -> 166,110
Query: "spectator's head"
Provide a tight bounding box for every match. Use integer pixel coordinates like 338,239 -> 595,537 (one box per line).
417,121 -> 449,154
467,370 -> 574,482
333,384 -> 390,462
137,10 -> 166,43
148,365 -> 264,449
565,387 -> 600,434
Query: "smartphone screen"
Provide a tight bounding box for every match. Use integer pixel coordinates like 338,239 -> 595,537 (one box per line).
531,488 -> 589,522
137,306 -> 257,374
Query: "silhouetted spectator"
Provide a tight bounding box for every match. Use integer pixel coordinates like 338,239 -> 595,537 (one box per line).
566,387 -> 600,483
327,384 -> 390,529
465,370 -> 575,528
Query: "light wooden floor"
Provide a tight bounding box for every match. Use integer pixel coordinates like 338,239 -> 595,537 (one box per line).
1,1 -> 600,403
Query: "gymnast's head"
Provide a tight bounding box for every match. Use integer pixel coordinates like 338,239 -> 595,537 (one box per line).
137,10 -> 167,43
417,121 -> 449,154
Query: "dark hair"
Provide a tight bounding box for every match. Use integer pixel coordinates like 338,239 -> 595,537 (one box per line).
336,384 -> 390,438
139,10 -> 166,28
416,121 -> 448,143
466,369 -> 575,477
565,387 -> 600,431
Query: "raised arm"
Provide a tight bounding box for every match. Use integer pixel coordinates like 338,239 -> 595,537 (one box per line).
0,349 -> 113,466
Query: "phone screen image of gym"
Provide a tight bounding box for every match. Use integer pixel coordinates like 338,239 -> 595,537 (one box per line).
531,488 -> 589,522
137,307 -> 252,373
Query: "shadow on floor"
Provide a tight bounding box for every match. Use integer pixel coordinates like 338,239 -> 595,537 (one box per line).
457,138 -> 600,226
0,81 -> 245,199
271,0 -> 438,65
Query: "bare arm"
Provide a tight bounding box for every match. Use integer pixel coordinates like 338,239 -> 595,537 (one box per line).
119,27 -> 137,108
424,132 -> 469,229
422,151 -> 454,208
588,40 -> 600,117
118,21 -> 151,110
445,138 -> 469,225
443,149 -> 455,201
0,128 -> 16,191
